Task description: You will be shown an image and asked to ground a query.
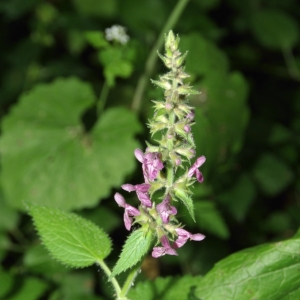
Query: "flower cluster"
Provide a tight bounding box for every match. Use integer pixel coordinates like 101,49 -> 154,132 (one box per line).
105,25 -> 129,45
114,31 -> 205,258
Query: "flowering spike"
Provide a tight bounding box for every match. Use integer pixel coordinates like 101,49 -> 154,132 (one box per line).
114,30 -> 206,258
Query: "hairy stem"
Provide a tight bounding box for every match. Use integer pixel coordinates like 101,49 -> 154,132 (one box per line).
119,263 -> 141,298
96,259 -> 122,296
131,0 -> 190,112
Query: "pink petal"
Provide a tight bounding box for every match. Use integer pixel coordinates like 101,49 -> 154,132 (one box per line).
134,149 -> 144,163
136,191 -> 152,207
190,233 -> 206,241
152,247 -> 165,258
122,184 -> 136,192
175,228 -> 190,237
135,183 -> 151,193
165,247 -> 178,256
114,193 -> 126,207
124,212 -> 132,231
195,156 -> 206,168
125,204 -> 140,217
195,169 -> 204,183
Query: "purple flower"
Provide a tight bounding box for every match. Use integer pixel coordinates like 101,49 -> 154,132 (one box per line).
134,149 -> 164,182
152,236 -> 178,258
122,183 -> 152,207
174,228 -> 205,249
186,110 -> 195,120
114,193 -> 140,231
188,156 -> 206,183
184,125 -> 191,132
156,194 -> 177,223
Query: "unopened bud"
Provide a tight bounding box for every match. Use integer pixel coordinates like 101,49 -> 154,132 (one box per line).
184,125 -> 191,133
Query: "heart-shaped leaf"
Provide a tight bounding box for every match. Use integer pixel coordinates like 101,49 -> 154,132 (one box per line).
0,77 -> 142,210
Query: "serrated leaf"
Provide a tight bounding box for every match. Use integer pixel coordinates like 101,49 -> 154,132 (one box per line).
174,189 -> 195,221
112,228 -> 154,277
28,204 -> 112,268
0,77 -> 142,211
250,9 -> 299,50
128,275 -> 202,300
195,231 -> 300,299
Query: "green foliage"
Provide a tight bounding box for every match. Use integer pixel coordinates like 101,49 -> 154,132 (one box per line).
252,153 -> 293,196
0,77 -> 142,210
217,173 -> 256,222
99,47 -> 134,86
0,267 -> 14,298
112,229 -> 154,277
128,275 -> 202,300
250,9 -> 299,50
28,204 -> 112,268
72,0 -> 118,18
193,201 -> 229,239
180,33 -> 229,76
195,231 -> 300,299
8,277 -> 48,300
23,244 -> 68,275
1,0 -> 300,298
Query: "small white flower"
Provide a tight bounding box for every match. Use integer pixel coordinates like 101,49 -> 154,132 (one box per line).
105,25 -> 129,45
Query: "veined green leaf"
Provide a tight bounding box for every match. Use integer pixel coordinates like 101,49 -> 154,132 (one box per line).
28,204 -> 112,268
195,230 -> 300,299
112,228 -> 154,277
0,77 -> 142,211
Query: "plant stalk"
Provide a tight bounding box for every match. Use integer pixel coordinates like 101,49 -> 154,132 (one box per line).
119,263 -> 141,299
96,260 -> 122,297
131,0 -> 190,112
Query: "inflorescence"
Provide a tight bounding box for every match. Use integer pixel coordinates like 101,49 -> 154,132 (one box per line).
114,31 -> 206,258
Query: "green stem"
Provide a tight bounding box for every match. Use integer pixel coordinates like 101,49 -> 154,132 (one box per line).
119,263 -> 141,299
96,260 -> 122,296
97,80 -> 110,116
131,0 -> 190,112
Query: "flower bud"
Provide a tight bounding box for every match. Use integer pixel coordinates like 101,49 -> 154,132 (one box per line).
177,85 -> 199,95
169,152 -> 182,167
151,79 -> 171,90
174,122 -> 190,139
174,146 -> 196,159
148,120 -> 167,135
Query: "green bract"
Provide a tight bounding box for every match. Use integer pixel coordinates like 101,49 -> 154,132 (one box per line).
112,229 -> 154,277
